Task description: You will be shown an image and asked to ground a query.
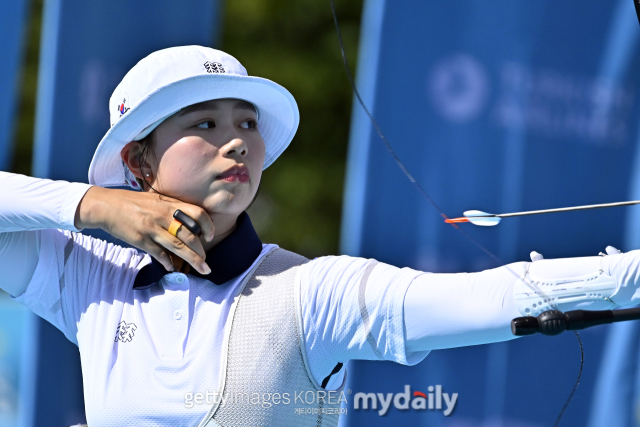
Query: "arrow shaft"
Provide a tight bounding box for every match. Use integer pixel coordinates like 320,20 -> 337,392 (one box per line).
496,200 -> 640,218
445,200 -> 640,224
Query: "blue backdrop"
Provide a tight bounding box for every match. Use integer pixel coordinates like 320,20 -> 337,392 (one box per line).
0,2 -> 40,427
0,0 -> 30,170
341,0 -> 640,425
31,1 -> 220,425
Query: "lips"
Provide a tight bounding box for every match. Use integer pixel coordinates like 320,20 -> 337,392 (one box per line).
216,165 -> 249,183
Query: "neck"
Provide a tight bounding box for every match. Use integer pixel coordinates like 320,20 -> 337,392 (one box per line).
202,212 -> 239,252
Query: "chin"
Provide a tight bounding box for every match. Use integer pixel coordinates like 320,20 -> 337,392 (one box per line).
204,193 -> 252,216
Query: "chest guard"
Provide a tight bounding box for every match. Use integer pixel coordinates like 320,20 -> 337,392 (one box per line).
199,248 -> 343,427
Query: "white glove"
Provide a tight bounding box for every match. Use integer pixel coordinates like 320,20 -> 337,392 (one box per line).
512,248 -> 631,316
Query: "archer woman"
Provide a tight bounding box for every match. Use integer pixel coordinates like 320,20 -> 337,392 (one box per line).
1,45 -> 639,426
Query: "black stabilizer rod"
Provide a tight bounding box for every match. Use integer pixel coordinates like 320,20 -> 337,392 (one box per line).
512,307 -> 640,336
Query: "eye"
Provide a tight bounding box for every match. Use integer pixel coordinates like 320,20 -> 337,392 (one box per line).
240,119 -> 257,129
196,120 -> 215,129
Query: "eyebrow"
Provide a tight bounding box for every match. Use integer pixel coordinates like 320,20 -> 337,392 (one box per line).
178,100 -> 256,116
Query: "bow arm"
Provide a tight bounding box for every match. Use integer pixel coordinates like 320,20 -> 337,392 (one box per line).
403,250 -> 639,353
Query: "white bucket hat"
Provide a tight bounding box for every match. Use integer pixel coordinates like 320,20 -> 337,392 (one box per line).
88,45 -> 299,188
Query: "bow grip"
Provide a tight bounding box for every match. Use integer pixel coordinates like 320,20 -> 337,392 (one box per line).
512,309 -> 618,336
512,310 -> 567,336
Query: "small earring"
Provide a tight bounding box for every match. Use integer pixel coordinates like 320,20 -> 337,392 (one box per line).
145,174 -> 150,177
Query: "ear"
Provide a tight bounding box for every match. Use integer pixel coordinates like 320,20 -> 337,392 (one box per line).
120,141 -> 153,180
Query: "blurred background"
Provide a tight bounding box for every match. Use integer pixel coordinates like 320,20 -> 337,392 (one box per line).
2,0 -> 640,426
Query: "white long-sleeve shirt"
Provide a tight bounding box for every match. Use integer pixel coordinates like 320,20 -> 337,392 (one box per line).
0,171 -> 534,426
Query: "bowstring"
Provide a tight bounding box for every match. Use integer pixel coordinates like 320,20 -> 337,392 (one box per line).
554,331 -> 584,427
329,1 -> 584,424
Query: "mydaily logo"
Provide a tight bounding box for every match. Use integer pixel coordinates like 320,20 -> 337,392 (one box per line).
353,385 -> 458,416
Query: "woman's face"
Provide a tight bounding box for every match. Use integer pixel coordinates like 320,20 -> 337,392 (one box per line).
144,98 -> 265,216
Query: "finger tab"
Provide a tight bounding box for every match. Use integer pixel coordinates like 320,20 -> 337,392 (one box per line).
174,210 -> 203,235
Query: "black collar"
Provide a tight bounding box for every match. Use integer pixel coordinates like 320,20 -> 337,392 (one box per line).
132,212 -> 262,289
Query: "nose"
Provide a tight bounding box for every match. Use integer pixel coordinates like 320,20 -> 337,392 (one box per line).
221,138 -> 248,159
